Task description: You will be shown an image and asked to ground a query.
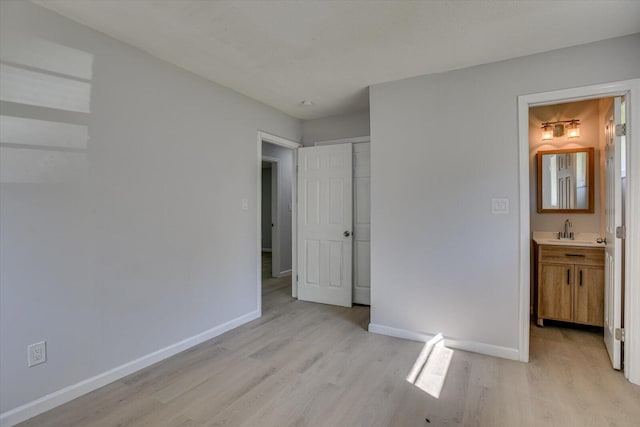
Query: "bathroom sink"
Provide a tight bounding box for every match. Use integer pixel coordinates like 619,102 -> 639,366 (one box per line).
533,237 -> 604,247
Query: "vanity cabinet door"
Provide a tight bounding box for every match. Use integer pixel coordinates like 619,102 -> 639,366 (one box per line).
540,264 -> 574,322
574,266 -> 605,326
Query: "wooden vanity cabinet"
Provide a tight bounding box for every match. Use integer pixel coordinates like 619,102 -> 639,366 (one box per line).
536,245 -> 604,327
574,266 -> 605,325
539,264 -> 574,323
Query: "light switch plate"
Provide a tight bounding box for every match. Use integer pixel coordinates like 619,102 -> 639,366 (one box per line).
491,198 -> 509,214
241,198 -> 249,211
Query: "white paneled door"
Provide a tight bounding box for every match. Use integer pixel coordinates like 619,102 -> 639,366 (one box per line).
353,143 -> 371,305
297,144 -> 353,307
604,96 -> 623,370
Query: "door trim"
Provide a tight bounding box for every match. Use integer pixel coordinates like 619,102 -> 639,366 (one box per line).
517,79 -> 640,385
313,136 -> 371,146
257,131 -> 301,313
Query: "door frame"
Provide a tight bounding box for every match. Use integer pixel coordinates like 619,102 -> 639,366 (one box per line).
257,131 -> 301,314
517,78 -> 640,385
261,156 -> 279,277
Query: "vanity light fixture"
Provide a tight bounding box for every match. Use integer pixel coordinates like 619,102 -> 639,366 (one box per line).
541,123 -> 554,141
567,120 -> 580,138
540,119 -> 580,141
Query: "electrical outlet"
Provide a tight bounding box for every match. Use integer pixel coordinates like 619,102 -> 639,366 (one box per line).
28,341 -> 46,367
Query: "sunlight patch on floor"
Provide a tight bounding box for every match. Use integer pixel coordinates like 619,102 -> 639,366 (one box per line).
406,333 -> 454,398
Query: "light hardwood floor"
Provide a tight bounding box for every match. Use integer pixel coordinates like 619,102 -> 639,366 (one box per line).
20,253 -> 640,426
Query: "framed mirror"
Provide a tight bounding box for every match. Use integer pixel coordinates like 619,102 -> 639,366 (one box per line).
537,147 -> 594,213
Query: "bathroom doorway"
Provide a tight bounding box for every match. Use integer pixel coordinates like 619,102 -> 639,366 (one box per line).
517,79 -> 640,385
528,96 -> 624,371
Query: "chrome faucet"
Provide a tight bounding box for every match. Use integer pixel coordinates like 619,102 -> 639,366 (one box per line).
559,219 -> 574,240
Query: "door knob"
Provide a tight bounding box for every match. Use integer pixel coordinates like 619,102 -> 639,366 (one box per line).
344,231 -> 351,237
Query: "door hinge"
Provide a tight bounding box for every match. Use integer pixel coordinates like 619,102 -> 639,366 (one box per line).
296,274 -> 298,282
616,226 -> 626,239
615,123 -> 626,137
615,328 -> 625,342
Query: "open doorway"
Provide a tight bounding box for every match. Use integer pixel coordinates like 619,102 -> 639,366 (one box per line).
517,79 -> 640,385
257,132 -> 301,314
261,157 -> 278,279
261,143 -> 292,308
528,96 -> 625,374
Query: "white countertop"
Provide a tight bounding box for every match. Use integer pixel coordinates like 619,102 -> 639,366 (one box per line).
532,231 -> 605,248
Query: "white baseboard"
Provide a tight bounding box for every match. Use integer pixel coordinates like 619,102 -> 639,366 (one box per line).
0,310 -> 261,427
277,269 -> 292,277
368,323 -> 520,361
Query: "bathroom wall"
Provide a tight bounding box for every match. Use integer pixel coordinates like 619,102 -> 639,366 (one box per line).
529,99 -> 605,234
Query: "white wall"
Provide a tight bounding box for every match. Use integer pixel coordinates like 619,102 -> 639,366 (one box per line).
369,33 -> 640,354
262,142 -> 293,273
0,1 -> 300,415
529,99 -> 604,234
302,109 -> 370,146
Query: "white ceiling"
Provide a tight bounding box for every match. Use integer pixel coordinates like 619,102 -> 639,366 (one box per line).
33,1 -> 640,120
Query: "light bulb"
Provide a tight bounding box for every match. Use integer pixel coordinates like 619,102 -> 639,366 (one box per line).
567,121 -> 580,138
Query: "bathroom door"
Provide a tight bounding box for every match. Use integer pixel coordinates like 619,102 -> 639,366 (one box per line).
603,96 -> 623,370
297,144 -> 353,307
